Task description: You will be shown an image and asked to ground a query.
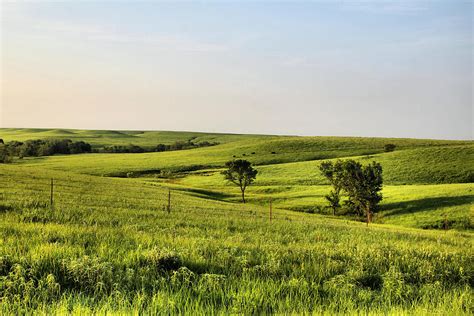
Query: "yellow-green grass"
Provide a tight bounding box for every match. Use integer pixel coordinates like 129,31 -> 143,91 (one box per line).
0,164 -> 472,314
12,141 -> 473,183
1,129 -> 473,313
6,136 -> 472,231
0,128 -> 269,147
152,145 -> 471,230
2,127 -> 471,158
164,176 -> 473,230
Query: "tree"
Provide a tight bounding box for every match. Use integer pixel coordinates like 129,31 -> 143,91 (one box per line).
325,190 -> 341,216
68,141 -> 92,154
0,144 -> 11,163
319,161 -> 343,215
319,159 -> 383,225
338,160 -> 383,225
155,144 -> 167,152
384,144 -> 396,152
222,159 -> 258,203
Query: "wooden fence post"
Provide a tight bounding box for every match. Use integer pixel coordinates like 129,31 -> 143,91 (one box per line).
269,197 -> 272,222
167,189 -> 171,214
50,178 -> 54,209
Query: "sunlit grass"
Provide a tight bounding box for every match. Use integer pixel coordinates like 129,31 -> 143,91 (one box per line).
0,129 -> 472,314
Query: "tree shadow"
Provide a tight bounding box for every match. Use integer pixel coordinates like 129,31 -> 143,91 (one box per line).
174,187 -> 235,202
381,195 -> 473,217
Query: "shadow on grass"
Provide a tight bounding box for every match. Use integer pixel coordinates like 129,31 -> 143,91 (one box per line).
174,187 -> 235,202
381,195 -> 473,217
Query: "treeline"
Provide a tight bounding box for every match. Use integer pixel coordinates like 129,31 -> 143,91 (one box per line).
0,138 -> 220,162
0,139 -> 92,161
102,140 -> 218,153
155,140 -> 218,152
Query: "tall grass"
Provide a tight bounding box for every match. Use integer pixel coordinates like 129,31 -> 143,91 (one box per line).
0,165 -> 472,314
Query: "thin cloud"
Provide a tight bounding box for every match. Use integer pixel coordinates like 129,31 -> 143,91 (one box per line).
37,20 -> 230,52
4,9 -> 230,53
340,0 -> 428,14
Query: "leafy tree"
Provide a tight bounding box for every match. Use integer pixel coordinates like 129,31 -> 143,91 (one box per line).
319,161 -> 344,215
320,160 -> 383,224
68,141 -> 92,154
222,159 -> 258,203
325,190 -> 341,216
0,144 -> 11,163
38,143 -> 53,156
384,144 -> 396,152
339,160 -> 383,225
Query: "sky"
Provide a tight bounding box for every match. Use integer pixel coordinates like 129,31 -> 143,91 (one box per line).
1,1 -> 472,140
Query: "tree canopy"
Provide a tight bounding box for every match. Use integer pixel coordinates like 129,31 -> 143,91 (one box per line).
222,159 -> 258,203
320,159 -> 383,224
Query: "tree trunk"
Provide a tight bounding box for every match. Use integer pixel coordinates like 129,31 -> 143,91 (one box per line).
241,188 -> 245,203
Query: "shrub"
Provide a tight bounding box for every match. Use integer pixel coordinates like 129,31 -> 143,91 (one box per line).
384,144 -> 396,152
0,144 -> 11,163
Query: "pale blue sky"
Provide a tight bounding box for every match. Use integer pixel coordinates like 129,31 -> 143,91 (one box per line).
1,1 -> 472,139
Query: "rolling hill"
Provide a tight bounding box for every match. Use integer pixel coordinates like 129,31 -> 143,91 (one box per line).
0,128 -> 472,314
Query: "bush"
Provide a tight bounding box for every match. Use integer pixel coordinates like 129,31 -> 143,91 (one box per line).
0,144 -> 12,163
102,144 -> 145,153
384,144 -> 396,152
155,140 -> 218,153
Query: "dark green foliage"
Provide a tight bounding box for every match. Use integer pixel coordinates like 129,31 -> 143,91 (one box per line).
384,144 -> 396,152
68,141 -> 92,154
102,144 -> 145,153
155,140 -> 218,152
324,190 -> 341,216
222,159 -> 258,203
319,161 -> 344,215
0,144 -> 11,163
340,160 -> 383,224
155,143 -> 167,152
320,160 -> 383,224
4,139 -> 92,158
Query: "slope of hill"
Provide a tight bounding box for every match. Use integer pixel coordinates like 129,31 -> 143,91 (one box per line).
0,164 -> 472,314
0,128 -> 472,314
0,128 -> 268,147
2,128 -> 472,230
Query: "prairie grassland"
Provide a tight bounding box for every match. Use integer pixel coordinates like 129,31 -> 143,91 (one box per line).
0,129 -> 473,314
0,165 -> 472,314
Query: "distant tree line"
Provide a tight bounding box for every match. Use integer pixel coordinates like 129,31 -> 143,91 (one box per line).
101,140 -> 218,153
0,138 -> 220,162
0,138 -> 92,161
155,140 -> 219,152
101,144 -> 146,153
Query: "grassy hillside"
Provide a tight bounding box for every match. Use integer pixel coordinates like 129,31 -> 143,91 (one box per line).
0,128 -> 267,148
174,144 -> 473,186
12,139 -> 473,181
0,164 -> 472,314
0,128 -> 472,313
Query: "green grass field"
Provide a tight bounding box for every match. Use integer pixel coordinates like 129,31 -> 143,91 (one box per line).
0,128 -> 473,314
